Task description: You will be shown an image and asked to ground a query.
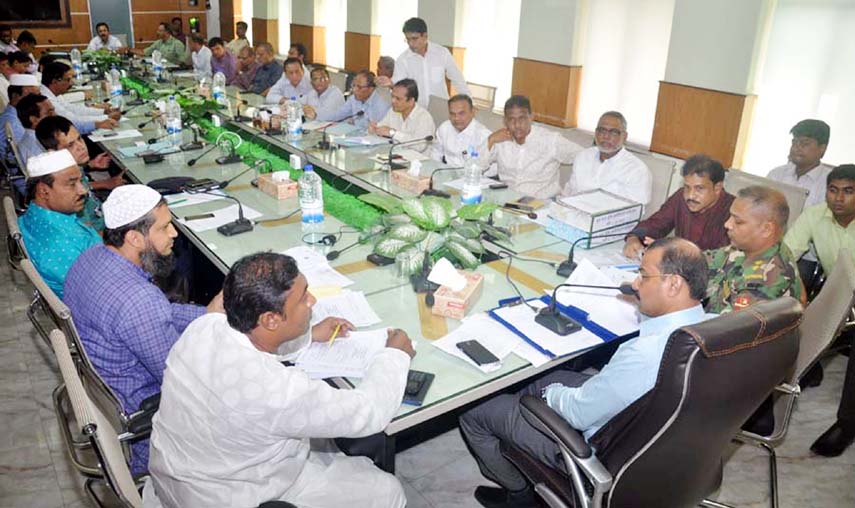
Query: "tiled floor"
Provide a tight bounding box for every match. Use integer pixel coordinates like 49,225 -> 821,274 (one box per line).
1,218 -> 853,507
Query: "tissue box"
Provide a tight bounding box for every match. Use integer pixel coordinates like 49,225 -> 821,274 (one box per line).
257,172 -> 298,200
546,189 -> 642,248
431,270 -> 484,320
391,169 -> 431,194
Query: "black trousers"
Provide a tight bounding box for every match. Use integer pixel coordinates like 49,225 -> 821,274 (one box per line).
837,333 -> 855,427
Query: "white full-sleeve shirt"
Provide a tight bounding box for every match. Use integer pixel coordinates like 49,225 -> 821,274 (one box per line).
191,46 -> 212,79
430,118 -> 491,167
378,104 -> 436,153
265,74 -> 313,105
767,162 -> 833,209
391,41 -> 470,108
562,146 -> 652,207
305,85 -> 345,121
144,312 -> 410,508
87,35 -> 123,51
484,125 -> 583,199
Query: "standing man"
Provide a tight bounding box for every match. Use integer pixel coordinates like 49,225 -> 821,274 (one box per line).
226,21 -> 250,56
266,57 -> 312,105
144,252 -> 412,507
321,70 -> 390,130
208,37 -> 237,83
381,18 -> 469,108
87,22 -> 123,52
250,43 -> 283,96
430,94 -> 491,166
188,33 -> 212,79
482,95 -> 582,199
302,67 -> 345,121
135,23 -> 185,65
370,78 -> 435,153
705,186 -> 804,314
233,46 -> 259,91
624,154 -> 734,258
562,111 -> 651,207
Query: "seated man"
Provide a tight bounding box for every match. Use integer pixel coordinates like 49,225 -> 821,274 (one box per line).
0,74 -> 40,164
430,94 -> 491,166
87,22 -> 123,52
15,31 -> 38,73
369,78 -> 435,153
18,150 -> 101,298
705,185 -> 804,314
187,33 -> 212,79
624,154 -> 734,259
16,94 -> 56,169
0,53 -> 12,109
482,95 -> 582,199
144,252 -> 413,508
784,163 -> 855,457
250,43 -> 282,96
562,111 -> 651,207
288,42 -> 313,83
377,55 -> 394,80
226,21 -> 249,55
208,37 -> 236,83
64,184 -> 223,475
266,57 -> 313,105
40,61 -> 117,135
134,23 -> 185,65
232,46 -> 258,91
321,70 -> 390,129
302,67 -> 345,121
0,26 -> 18,53
460,238 -> 713,508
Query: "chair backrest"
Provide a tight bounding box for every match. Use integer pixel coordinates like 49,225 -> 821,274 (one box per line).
474,107 -> 504,133
427,95 -> 448,127
466,81 -> 496,111
4,122 -> 28,178
115,33 -> 129,47
3,195 -> 27,267
376,86 -> 391,104
629,150 -> 677,219
590,297 -> 801,508
50,329 -> 142,508
329,70 -> 348,94
723,170 -> 808,228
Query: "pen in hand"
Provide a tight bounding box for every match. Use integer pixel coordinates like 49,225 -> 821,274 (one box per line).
327,324 -> 342,347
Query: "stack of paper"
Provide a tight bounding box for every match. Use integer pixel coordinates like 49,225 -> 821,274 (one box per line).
165,190 -> 227,208
89,129 -> 143,142
178,204 -> 263,232
432,314 -> 525,372
442,176 -> 495,191
311,290 -> 381,328
283,246 -> 355,288
554,258 -> 640,336
492,300 -> 604,359
295,329 -> 388,379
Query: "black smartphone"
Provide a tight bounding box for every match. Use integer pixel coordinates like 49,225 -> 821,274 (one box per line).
456,340 -> 500,366
184,213 -> 215,221
183,178 -> 219,191
489,182 -> 508,190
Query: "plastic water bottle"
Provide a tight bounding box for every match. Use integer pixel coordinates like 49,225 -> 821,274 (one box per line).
152,50 -> 163,80
165,96 -> 183,148
212,71 -> 228,106
285,96 -> 303,142
108,66 -> 124,109
70,48 -> 83,82
299,164 -> 324,233
461,146 -> 483,204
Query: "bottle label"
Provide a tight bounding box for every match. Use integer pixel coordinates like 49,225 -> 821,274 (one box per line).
301,202 -> 324,223
461,191 -> 482,205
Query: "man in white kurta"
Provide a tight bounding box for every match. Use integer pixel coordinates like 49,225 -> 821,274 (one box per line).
302,67 -> 346,121
482,95 -> 582,199
381,17 -> 469,108
87,23 -> 123,51
371,78 -> 435,153
143,252 -> 413,508
431,94 -> 491,167
562,111 -> 652,208
188,34 -> 212,80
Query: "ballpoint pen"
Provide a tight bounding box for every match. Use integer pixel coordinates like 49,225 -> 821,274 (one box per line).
327,324 -> 342,347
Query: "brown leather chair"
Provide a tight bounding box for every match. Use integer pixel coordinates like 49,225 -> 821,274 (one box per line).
501,297 -> 802,508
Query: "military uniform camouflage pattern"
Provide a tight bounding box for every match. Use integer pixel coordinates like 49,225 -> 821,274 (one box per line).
705,242 -> 803,314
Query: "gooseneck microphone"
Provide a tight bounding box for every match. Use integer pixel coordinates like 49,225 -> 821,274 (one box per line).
186,141 -> 221,166
180,124 -> 204,151
317,111 -> 365,150
535,282 -> 638,335
234,99 -> 250,122
215,194 -> 254,236
420,166 -> 463,198
386,135 -> 434,170
184,159 -> 267,191
557,231 -> 638,278
138,115 -> 159,129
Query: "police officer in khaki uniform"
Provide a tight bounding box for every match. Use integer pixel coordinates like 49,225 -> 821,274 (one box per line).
705,185 -> 805,314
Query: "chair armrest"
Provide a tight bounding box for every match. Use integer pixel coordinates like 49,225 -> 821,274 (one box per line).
774,383 -> 800,396
125,410 -> 154,436
138,393 -> 161,412
519,395 -> 592,458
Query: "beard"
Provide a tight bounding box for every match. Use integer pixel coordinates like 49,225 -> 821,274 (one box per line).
140,244 -> 176,280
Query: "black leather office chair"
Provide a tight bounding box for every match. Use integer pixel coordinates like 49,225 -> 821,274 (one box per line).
258,502 -> 298,508
501,297 -> 802,508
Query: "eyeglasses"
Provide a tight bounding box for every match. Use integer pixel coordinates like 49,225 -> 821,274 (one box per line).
310,75 -> 329,82
638,273 -> 675,279
352,83 -> 372,90
595,127 -> 623,137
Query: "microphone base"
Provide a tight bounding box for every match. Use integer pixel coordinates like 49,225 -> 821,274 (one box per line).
215,154 -> 243,165
366,253 -> 395,266
534,308 -> 582,336
317,140 -> 332,150
410,273 -> 439,294
180,141 -> 204,151
217,218 -> 254,236
421,189 -> 451,199
556,259 -> 578,278
234,115 -> 252,122
265,129 -> 284,136
124,99 -> 144,107
389,161 -> 408,171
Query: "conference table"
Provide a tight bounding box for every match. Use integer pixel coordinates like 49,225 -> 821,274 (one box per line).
95,76 -> 636,470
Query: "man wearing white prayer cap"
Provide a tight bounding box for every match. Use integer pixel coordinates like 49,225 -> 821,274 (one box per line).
64,184 -> 224,476
18,149 -> 102,298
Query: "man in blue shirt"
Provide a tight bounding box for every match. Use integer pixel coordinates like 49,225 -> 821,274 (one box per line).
0,73 -> 40,163
250,42 -> 283,96
15,93 -> 55,166
321,70 -> 390,131
64,184 -> 223,475
460,238 -> 714,508
18,149 -> 102,298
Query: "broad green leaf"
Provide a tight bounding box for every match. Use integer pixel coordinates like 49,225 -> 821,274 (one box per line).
382,214 -> 413,226
398,248 -> 426,276
360,224 -> 387,243
457,202 -> 499,221
419,232 -> 445,253
421,197 -> 452,231
481,223 -> 512,243
446,241 -> 480,269
452,221 -> 482,239
389,223 -> 428,242
375,237 -> 412,258
358,193 -> 403,214
401,197 -> 429,223
451,236 -> 485,254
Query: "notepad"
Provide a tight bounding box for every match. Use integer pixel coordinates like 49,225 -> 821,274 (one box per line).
432,314 -> 520,373
312,290 -> 381,328
295,328 -> 388,379
283,246 -> 355,288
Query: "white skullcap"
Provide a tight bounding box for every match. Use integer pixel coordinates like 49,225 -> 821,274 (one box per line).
103,184 -> 163,229
9,73 -> 39,87
26,149 -> 77,178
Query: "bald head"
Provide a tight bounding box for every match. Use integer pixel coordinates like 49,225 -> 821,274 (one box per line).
724,185 -> 789,256
633,237 -> 709,317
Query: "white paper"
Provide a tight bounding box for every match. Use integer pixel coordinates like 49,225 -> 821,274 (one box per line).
554,259 -> 640,337
337,135 -> 391,147
432,314 -> 521,373
407,159 -> 422,176
89,129 -> 144,142
442,177 -> 495,191
116,142 -> 180,158
283,246 -> 355,288
491,300 -> 604,358
311,290 -> 381,328
558,190 -> 633,214
296,328 -> 388,379
428,257 -> 467,291
165,190 -> 228,208
178,204 -> 263,232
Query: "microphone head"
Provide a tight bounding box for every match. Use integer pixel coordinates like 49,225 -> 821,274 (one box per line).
187,159 -> 197,167
424,135 -> 434,142
618,282 -> 638,297
147,138 -> 157,144
325,250 -> 340,261
138,121 -> 148,128
355,110 -> 365,117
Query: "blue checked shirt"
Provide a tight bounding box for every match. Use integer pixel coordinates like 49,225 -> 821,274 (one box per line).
251,61 -> 284,95
19,203 -> 102,299
323,89 -> 391,130
0,104 -> 23,163
64,244 -> 206,474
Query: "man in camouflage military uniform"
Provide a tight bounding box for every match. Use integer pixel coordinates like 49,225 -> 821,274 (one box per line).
705,185 -> 805,313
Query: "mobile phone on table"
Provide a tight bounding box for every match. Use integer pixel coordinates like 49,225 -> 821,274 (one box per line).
456,340 -> 500,366
184,213 -> 215,221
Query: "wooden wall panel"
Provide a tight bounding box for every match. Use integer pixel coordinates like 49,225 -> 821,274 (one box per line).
251,18 -> 279,54
650,81 -> 756,168
511,57 -> 581,128
290,24 -> 326,65
130,0 -> 206,47
24,0 -> 91,55
344,31 -> 380,74
220,0 -> 235,41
